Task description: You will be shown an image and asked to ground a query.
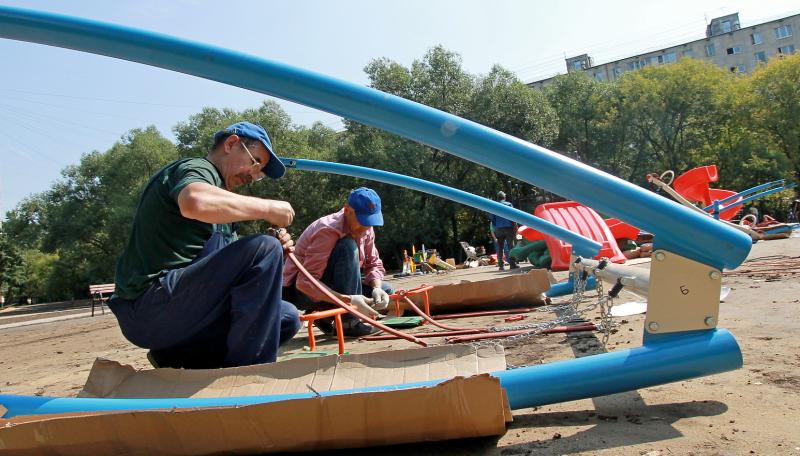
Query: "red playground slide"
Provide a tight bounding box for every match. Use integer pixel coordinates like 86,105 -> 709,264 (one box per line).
518,201 -> 628,271
672,165 -> 742,220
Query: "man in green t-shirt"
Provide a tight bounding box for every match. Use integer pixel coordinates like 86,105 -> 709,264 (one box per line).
110,121 -> 301,368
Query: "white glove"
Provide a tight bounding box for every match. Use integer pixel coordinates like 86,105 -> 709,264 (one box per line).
348,295 -> 379,318
371,287 -> 391,311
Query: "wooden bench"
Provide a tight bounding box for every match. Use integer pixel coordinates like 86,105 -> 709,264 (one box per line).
89,283 -> 115,316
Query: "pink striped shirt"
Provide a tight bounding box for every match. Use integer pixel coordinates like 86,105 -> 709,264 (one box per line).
283,208 -> 385,301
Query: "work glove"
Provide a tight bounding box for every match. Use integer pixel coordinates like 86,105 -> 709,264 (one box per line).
348,294 -> 379,318
371,288 -> 390,311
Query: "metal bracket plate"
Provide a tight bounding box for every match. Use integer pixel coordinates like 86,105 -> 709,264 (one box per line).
645,250 -> 721,334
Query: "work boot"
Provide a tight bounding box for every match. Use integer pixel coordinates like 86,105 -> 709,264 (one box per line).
498,265 -> 505,271
312,317 -> 335,335
340,315 -> 379,337
509,260 -> 520,269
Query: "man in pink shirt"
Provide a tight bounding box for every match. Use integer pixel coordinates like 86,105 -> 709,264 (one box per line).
283,188 -> 393,337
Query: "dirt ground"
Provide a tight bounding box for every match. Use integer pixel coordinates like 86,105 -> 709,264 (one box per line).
0,237 -> 798,455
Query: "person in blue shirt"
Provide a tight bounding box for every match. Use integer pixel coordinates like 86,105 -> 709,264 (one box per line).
489,191 -> 519,271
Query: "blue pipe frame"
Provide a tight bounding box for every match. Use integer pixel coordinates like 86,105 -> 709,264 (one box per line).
284,158 -> 601,255
703,179 -> 797,216
0,6 -> 744,418
0,329 -> 741,418
0,6 -> 752,270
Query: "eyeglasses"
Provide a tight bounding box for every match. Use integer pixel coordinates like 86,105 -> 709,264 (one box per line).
240,140 -> 266,182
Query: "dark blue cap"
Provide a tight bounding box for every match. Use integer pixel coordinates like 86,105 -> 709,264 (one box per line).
214,121 -> 285,179
348,187 -> 383,227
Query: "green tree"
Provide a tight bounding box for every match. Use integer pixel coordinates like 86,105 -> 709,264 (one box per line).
616,59 -> 730,174
339,47 -> 560,264
747,53 -> 800,183
0,227 -> 25,302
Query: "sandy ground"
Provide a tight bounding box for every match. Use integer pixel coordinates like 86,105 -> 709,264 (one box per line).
0,237 -> 798,455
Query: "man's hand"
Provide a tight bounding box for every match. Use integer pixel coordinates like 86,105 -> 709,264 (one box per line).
349,295 -> 379,318
276,228 -> 294,255
264,200 -> 295,227
371,288 -> 390,311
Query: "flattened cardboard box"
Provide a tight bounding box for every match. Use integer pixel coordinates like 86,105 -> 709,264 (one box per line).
0,345 -> 512,455
399,268 -> 554,314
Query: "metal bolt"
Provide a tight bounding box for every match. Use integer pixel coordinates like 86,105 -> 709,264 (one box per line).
709,271 -> 721,280
648,321 -> 659,332
654,252 -> 666,261
704,316 -> 717,327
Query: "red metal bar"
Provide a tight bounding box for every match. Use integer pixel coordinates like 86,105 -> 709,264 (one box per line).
288,253 -> 426,347
334,314 -> 345,354
298,307 -> 350,354
390,285 -> 434,317
401,296 -> 473,331
445,324 -> 598,344
433,308 -> 539,320
361,329 -> 486,341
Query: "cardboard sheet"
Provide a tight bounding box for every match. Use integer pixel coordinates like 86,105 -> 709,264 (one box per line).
0,374 -> 512,455
400,268 -> 554,314
80,344 -> 506,398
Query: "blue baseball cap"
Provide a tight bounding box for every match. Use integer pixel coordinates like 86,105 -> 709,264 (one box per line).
348,187 -> 383,227
214,121 -> 285,179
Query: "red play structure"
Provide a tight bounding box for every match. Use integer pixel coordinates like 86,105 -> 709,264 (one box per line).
671,165 -> 742,220
518,201 -> 630,271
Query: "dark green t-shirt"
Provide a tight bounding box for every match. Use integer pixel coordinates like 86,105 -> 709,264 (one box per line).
114,158 -> 234,300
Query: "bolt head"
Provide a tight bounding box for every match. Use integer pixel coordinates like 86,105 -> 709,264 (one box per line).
710,271 -> 721,280
648,321 -> 659,331
704,316 -> 717,327
654,252 -> 666,261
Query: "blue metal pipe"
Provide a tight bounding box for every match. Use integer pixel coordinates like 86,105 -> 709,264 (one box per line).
709,180 -> 794,207
704,182 -> 797,214
0,329 -> 741,418
285,158 -> 602,256
0,6 -> 752,270
546,276 -> 597,297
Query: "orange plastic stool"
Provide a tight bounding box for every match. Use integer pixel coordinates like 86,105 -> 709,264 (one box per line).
298,307 -> 348,355
390,285 -> 434,318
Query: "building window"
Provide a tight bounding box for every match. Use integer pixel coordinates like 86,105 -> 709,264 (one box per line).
755,51 -> 767,63
775,25 -> 793,39
627,60 -> 647,70
594,72 -> 606,81
726,46 -> 743,55
729,65 -> 746,73
649,55 -> 661,65
663,52 -> 677,63
705,43 -> 716,57
721,21 -> 732,33
683,49 -> 695,58
778,44 -> 796,55
751,32 -> 763,45
613,67 -> 623,77
572,61 -> 584,71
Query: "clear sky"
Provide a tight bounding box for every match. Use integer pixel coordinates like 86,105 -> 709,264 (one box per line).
1,0 -> 798,217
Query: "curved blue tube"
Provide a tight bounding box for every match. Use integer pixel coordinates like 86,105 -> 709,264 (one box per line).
0,6 -> 752,270
0,329 -> 741,418
285,158 -> 602,256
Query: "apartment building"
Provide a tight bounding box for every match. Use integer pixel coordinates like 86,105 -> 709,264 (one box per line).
528,12 -> 798,89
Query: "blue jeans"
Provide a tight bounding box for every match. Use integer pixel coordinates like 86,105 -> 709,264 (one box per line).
291,237 -> 393,323
494,227 -> 516,266
110,234 -> 301,368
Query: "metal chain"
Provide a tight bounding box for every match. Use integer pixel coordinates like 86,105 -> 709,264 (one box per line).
469,259 -> 617,356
